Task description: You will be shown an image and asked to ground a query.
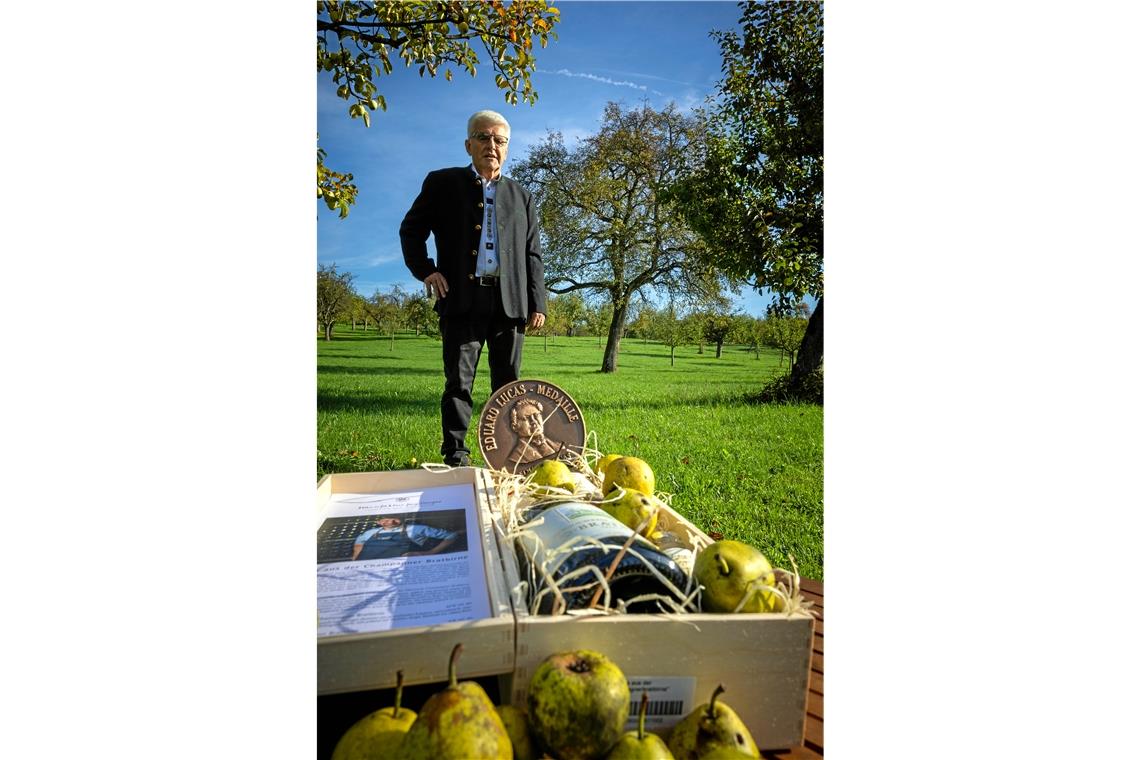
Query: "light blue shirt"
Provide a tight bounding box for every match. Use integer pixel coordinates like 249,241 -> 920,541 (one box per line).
471,164 -> 500,278
354,523 -> 456,548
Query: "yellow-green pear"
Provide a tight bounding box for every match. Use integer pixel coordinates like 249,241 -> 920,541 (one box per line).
604,487 -> 665,537
531,459 -> 576,494
398,644 -> 512,759
496,704 -> 537,760
595,453 -> 623,478
693,540 -> 781,613
330,670 -> 416,760
691,749 -> 758,759
603,456 -> 655,496
666,685 -> 758,759
606,692 -> 674,759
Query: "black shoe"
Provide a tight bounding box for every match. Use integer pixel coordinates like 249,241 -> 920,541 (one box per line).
443,452 -> 470,467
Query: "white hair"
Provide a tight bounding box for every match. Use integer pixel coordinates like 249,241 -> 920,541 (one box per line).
467,110 -> 510,137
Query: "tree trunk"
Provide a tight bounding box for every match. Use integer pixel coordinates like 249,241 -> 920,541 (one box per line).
600,302 -> 628,373
670,345 -> 675,366
324,321 -> 333,341
789,296 -> 823,392
715,340 -> 723,358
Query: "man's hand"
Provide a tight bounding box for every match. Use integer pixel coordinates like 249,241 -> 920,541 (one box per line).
425,272 -> 449,299
527,311 -> 546,331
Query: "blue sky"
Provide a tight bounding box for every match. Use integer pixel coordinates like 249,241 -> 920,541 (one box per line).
317,0 -> 784,317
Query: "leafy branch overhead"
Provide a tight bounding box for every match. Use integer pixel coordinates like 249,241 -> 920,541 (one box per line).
317,144 -> 358,218
317,0 -> 561,130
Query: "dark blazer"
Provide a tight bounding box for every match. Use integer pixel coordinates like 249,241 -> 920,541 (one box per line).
400,166 -> 547,320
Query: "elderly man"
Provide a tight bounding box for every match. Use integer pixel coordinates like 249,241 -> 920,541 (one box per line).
400,109 -> 547,467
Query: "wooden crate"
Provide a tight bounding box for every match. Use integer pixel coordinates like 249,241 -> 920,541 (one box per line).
498,498 -> 816,751
317,468 -> 516,695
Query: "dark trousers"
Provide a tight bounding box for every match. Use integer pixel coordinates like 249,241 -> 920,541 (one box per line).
439,283 -> 525,458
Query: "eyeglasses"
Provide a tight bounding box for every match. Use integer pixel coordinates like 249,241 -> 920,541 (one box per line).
471,132 -> 509,146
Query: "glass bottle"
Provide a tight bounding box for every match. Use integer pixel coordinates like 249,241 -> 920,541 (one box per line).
515,502 -> 690,614
650,530 -> 697,575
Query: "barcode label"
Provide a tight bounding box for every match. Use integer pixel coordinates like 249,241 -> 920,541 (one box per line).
631,699 -> 685,717
624,676 -> 697,732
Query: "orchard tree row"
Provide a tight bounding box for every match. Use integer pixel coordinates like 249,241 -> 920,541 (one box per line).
318,263 -> 807,368
317,264 -> 436,346
626,301 -> 810,367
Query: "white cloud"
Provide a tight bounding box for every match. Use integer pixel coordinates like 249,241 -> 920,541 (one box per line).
367,252 -> 401,267
593,68 -> 698,87
319,249 -> 401,269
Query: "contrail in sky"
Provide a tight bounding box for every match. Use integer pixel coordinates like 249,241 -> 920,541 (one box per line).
538,68 -> 665,96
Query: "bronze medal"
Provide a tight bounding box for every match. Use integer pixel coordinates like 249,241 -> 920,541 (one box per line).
477,379 -> 586,474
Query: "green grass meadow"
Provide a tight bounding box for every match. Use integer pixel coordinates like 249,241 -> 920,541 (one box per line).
318,327 -> 823,579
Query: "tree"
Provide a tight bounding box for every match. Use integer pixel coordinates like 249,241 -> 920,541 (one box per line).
513,102 -> 728,373
317,264 -> 356,340
628,303 -> 655,344
668,1 -> 823,398
649,302 -> 697,366
734,316 -> 766,359
555,290 -> 588,337
535,293 -> 565,351
364,285 -> 407,350
402,291 -> 436,336
316,0 -> 561,216
760,315 -> 808,367
347,292 -> 370,330
700,311 -> 738,359
583,301 -> 614,349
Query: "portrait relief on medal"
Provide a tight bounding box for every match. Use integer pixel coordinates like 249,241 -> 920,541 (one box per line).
477,379 -> 586,474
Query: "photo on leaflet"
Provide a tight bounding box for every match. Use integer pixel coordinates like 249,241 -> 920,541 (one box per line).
317,508 -> 469,564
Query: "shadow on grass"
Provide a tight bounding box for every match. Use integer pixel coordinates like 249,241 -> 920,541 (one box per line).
581,395 -> 751,412
317,392 -> 439,415
317,364 -> 440,377
579,390 -> 822,412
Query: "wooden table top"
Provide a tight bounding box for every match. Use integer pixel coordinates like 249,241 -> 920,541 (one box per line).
762,577 -> 823,759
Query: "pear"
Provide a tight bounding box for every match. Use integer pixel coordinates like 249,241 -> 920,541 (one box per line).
693,540 -> 781,613
690,749 -> 758,759
603,456 -> 655,497
595,453 -> 623,478
603,487 -> 665,537
527,649 -> 631,760
496,704 -> 537,760
398,644 -> 512,759
531,459 -> 576,494
330,670 -> 416,760
606,692 -> 674,759
666,685 -> 759,759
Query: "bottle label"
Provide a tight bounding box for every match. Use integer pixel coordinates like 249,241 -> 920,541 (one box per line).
517,502 -> 650,568
660,545 -> 695,574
